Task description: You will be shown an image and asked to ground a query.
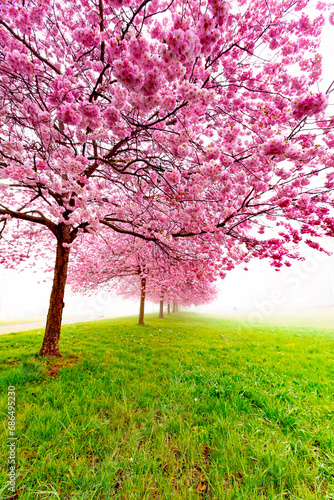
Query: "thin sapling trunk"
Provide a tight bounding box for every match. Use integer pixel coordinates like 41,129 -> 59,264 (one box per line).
138,277 -> 146,325
159,296 -> 164,318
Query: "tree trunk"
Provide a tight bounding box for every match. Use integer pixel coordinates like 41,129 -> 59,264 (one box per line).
167,302 -> 170,315
138,277 -> 146,325
159,297 -> 163,319
39,241 -> 70,357
172,300 -> 176,313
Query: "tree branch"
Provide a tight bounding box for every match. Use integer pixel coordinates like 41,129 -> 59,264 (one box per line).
0,207 -> 58,235
0,20 -> 62,75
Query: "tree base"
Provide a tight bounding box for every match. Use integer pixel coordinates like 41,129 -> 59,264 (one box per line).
39,345 -> 62,358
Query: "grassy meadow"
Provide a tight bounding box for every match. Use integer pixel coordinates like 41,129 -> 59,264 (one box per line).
0,313 -> 333,499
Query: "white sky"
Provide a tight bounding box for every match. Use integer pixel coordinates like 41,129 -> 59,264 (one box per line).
1,2 -> 334,323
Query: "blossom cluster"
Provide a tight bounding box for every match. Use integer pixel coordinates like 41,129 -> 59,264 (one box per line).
113,58 -> 145,92
110,87 -> 128,110
141,67 -> 162,96
128,37 -> 151,62
3,1 -> 49,35
291,93 -> 329,119
57,103 -> 80,126
197,13 -> 221,54
55,156 -> 88,181
5,50 -> 36,76
105,0 -> 132,7
165,170 -> 181,185
161,29 -> 201,65
80,102 -> 101,129
165,60 -> 186,82
260,136 -> 288,156
74,28 -> 101,47
178,81 -> 215,106
207,0 -> 229,26
201,161 -> 222,180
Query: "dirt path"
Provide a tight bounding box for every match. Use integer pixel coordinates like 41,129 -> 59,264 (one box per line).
0,317 -> 111,335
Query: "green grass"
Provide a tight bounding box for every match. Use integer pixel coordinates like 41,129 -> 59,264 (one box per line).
0,313 -> 333,499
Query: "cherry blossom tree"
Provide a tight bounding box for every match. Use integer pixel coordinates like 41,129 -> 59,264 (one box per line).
68,231 -> 219,324
69,233 -> 152,324
110,253 -> 219,322
1,0 -> 334,356
147,275 -> 218,318
143,255 -> 219,318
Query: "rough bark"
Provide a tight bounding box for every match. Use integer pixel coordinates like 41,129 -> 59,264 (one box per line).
167,302 -> 170,315
138,277 -> 146,325
39,241 -> 70,357
159,297 -> 164,319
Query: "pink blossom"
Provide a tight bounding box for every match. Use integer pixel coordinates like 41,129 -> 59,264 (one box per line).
103,106 -> 121,128
5,50 -> 35,76
141,68 -> 162,96
74,28 -> 101,47
260,136 -> 288,156
165,170 -> 181,184
105,0 -> 131,7
113,58 -> 144,92
57,103 -> 80,126
292,93 -> 329,119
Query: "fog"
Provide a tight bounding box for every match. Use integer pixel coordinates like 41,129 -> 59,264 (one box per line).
1,241 -> 334,325
195,244 -> 334,326
0,269 -> 139,322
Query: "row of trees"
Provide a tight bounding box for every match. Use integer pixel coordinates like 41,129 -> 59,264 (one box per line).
0,0 -> 334,356
68,232 -> 219,325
